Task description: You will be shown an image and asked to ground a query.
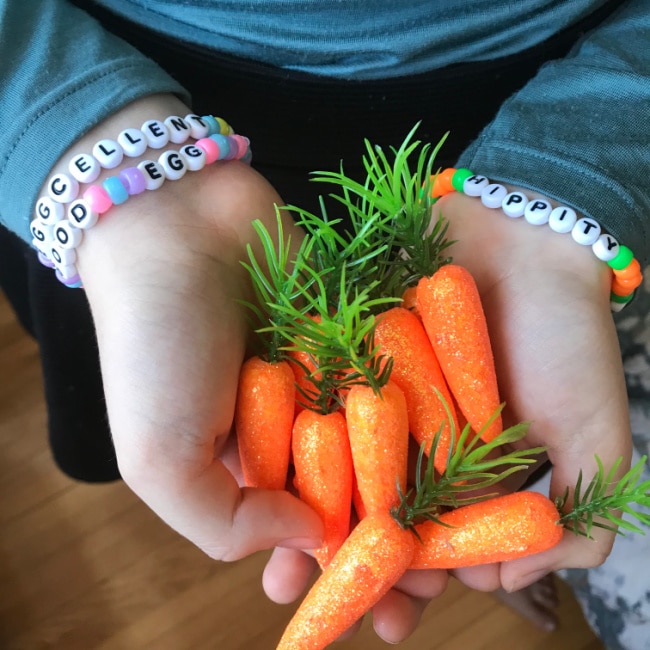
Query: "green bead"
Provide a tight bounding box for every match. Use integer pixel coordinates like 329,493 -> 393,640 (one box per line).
607,245 -> 634,270
610,291 -> 634,304
452,168 -> 474,193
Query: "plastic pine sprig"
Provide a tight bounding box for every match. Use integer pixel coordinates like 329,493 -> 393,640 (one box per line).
557,455 -> 650,538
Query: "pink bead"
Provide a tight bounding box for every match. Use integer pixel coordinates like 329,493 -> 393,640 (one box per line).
195,137 -> 220,164
83,184 -> 113,214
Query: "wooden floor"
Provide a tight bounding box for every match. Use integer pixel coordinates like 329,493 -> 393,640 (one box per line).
0,289 -> 604,650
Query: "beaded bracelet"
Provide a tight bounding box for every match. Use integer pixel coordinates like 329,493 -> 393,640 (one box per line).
30,115 -> 251,288
430,167 -> 643,312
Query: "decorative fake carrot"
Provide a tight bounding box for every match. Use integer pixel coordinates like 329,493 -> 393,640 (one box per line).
374,306 -> 459,474
410,491 -> 563,569
235,356 -> 295,490
276,511 -> 415,650
345,380 -> 410,516
288,348 -> 320,413
292,409 -> 354,567
416,264 -> 502,443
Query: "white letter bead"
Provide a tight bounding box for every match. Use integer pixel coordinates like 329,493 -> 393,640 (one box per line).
137,160 -> 166,190
184,113 -> 211,139
141,120 -> 170,149
501,192 -> 528,217
159,150 -> 187,180
480,183 -> 508,208
54,261 -> 78,280
68,153 -> 101,183
53,220 -> 83,249
180,144 -> 207,171
463,175 -> 489,196
35,196 -> 65,223
548,206 -> 577,233
164,116 -> 192,144
592,233 -> 620,262
117,128 -> 148,157
50,243 -> 77,267
572,218 -> 601,245
524,199 -> 552,225
92,139 -> 124,169
47,173 -> 79,203
68,198 -> 99,230
30,219 -> 54,247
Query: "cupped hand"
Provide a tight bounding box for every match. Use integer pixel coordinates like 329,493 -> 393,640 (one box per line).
436,189 -> 633,593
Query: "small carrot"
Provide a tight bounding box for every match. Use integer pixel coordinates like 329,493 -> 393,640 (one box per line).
410,491 -> 563,569
276,511 -> 415,650
345,380 -> 410,516
288,348 -> 321,413
416,264 -> 502,443
400,285 -> 419,315
292,409 -> 354,567
235,356 -> 295,490
374,307 -> 460,474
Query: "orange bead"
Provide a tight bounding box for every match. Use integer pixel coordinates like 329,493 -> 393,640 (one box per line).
430,168 -> 456,197
613,257 -> 641,280
612,273 -> 643,294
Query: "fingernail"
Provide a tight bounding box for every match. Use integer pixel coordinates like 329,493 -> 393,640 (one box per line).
277,537 -> 323,550
506,568 -> 550,593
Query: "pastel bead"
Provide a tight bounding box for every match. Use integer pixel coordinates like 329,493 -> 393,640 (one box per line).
68,198 -> 99,229
184,113 -> 211,139
68,153 -> 101,183
50,242 -> 77,266
210,134 -> 231,159
524,199 -> 552,225
119,167 -> 147,195
215,117 -> 233,135
35,196 -> 65,224
103,176 -> 129,205
229,135 -> 250,160
431,168 -> 456,197
141,119 -> 170,149
37,251 -> 56,268
452,168 -> 473,192
501,191 -> 528,217
463,175 -> 489,196
92,138 -> 124,168
202,115 -> 219,135
158,150 -> 187,180
47,172 -> 79,203
55,266 -> 80,284
548,206 -> 577,233
83,184 -> 113,214
592,233 -> 620,262
607,245 -> 634,270
179,143 -> 207,171
137,160 -> 166,190
164,115 -> 192,144
195,137 -> 220,164
571,217 -> 601,245
117,128 -> 148,157
53,220 -> 83,249
481,183 -> 508,208
241,148 -> 253,165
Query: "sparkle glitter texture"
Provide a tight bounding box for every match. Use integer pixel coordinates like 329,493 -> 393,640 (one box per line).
411,491 -> 563,569
276,512 -> 414,650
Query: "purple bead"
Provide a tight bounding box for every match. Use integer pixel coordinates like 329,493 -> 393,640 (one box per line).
37,251 -> 56,268
55,269 -> 82,287
119,167 -> 147,195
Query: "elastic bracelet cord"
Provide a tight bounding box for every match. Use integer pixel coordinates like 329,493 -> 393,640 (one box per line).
30,115 -> 251,288
430,167 -> 644,312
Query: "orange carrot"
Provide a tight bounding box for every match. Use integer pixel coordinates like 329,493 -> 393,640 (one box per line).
276,512 -> 415,650
292,409 -> 354,567
235,356 -> 295,490
401,285 -> 419,315
416,264 -> 502,442
345,381 -> 409,516
374,307 -> 460,474
410,491 -> 563,569
288,349 -> 320,413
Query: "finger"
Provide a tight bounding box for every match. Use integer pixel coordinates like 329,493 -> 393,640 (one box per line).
263,547 -> 318,604
393,568 -> 449,600
371,588 -> 430,644
451,563 -> 501,592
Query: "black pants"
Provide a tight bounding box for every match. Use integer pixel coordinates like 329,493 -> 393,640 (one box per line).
0,0 -> 624,481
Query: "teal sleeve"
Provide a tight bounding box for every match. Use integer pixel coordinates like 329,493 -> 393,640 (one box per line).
0,1 -> 190,244
457,1 -> 650,266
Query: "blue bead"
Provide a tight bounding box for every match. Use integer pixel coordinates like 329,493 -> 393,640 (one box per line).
202,115 -> 219,136
209,134 -> 231,159
102,176 -> 129,205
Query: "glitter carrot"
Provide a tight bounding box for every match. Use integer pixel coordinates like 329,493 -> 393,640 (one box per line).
345,380 -> 410,516
292,408 -> 354,567
374,306 -> 459,474
410,491 -> 563,569
416,263 -> 502,443
235,356 -> 295,490
276,511 -> 415,650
